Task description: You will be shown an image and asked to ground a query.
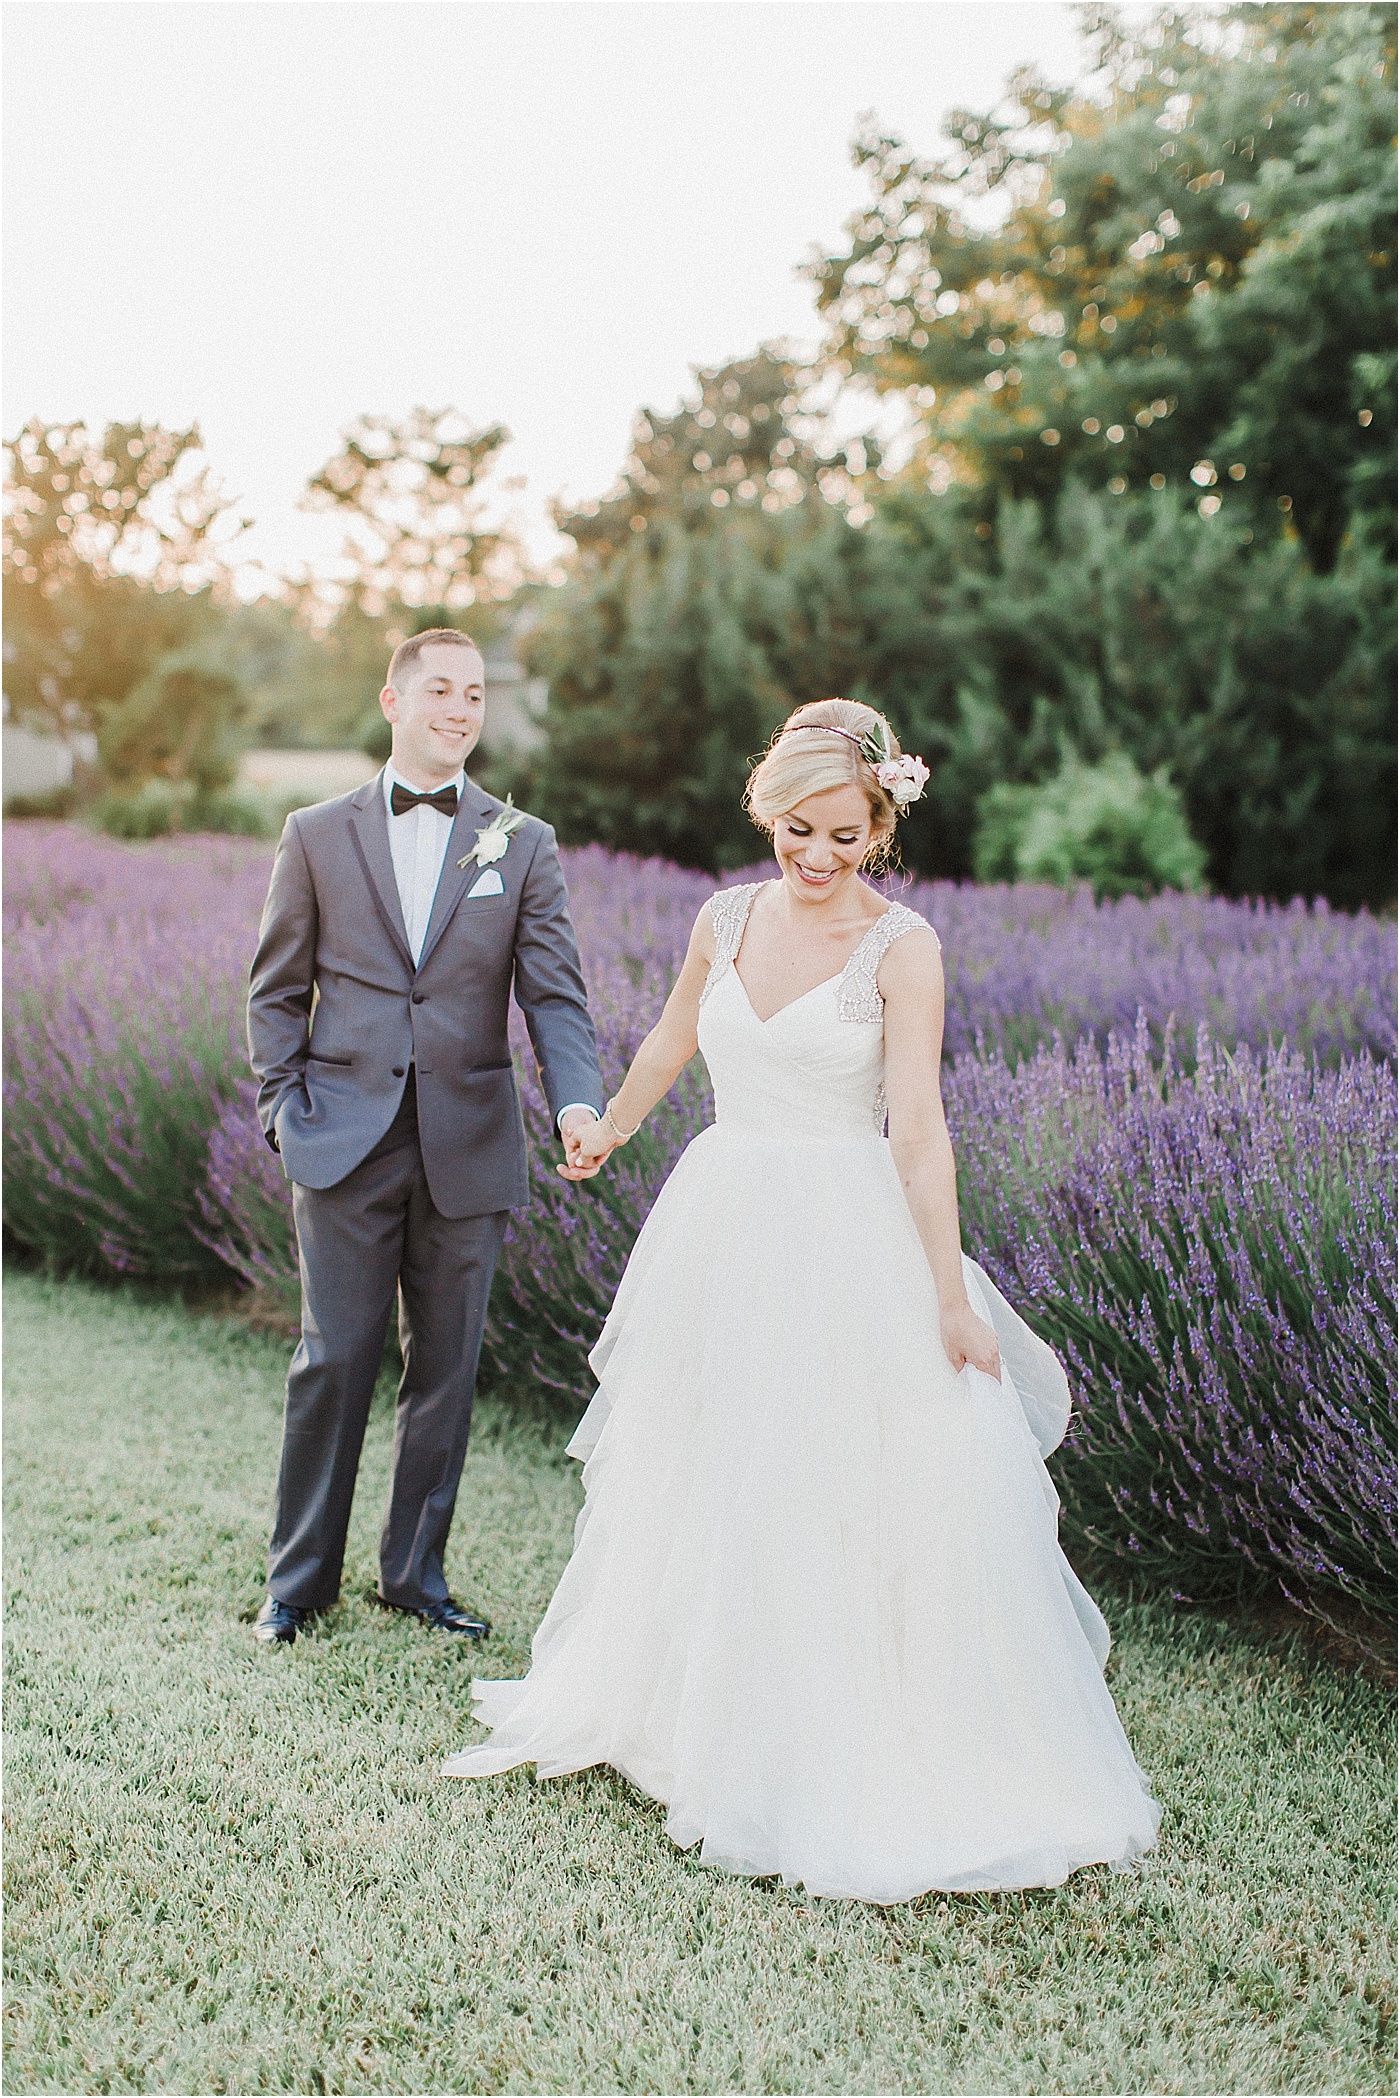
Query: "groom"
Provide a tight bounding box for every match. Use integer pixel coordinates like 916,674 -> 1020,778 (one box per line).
247,628 -> 604,1645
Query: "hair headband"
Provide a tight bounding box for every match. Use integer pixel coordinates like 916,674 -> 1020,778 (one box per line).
780,721 -> 931,810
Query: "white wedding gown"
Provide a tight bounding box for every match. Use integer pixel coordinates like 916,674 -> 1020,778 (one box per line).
444,883 -> 1160,1902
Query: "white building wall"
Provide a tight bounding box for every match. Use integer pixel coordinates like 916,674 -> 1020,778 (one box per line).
3,723 -> 97,799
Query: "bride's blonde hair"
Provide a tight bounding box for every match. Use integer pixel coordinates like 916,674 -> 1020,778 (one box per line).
745,699 -> 903,868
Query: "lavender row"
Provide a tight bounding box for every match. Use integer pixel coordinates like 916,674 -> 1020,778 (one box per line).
558,844 -> 1398,1067
947,1025 -> 1396,1630
7,826 -> 1394,1068
192,977 -> 1396,1630
4,822 -> 1395,1628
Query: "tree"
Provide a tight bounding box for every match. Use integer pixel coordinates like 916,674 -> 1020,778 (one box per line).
812,4 -> 1396,571
302,407 -> 528,616
522,513 -> 809,869
3,566 -> 219,749
499,12 -> 1396,906
96,647 -> 248,795
4,417 -> 245,604
878,480 -> 1395,907
517,350 -> 876,867
558,345 -> 864,561
3,419 -> 249,750
520,473 -> 1394,906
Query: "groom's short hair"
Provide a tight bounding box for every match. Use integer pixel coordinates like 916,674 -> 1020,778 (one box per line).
387,627 -> 482,692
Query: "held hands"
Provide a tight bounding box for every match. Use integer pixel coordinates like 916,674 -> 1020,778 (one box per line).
557,1107 -> 622,1182
941,1300 -> 1002,1380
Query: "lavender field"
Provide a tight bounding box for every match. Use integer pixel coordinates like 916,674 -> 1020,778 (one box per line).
4,822 -> 1395,1635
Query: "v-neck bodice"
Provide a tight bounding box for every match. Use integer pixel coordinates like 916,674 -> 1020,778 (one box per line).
696,881 -> 936,1138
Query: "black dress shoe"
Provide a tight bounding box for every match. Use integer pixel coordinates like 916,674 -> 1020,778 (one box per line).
372,1592 -> 491,1639
253,1596 -> 313,1645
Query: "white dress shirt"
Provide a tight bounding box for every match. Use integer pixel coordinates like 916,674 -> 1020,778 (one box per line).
383,764 -> 598,1133
383,762 -> 463,965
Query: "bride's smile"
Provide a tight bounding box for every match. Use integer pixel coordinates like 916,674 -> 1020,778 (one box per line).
774,783 -> 874,905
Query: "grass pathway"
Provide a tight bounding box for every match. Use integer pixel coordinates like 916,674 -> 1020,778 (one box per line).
3,1271 -> 1394,2095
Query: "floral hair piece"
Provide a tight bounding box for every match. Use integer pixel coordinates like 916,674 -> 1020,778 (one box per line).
780,721 -> 931,810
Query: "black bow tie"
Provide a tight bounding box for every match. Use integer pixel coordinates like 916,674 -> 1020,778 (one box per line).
390,781 -> 459,819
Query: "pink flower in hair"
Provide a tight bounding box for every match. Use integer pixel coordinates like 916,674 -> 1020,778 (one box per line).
874,753 -> 931,808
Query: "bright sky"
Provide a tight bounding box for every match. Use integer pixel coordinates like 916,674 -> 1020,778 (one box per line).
3,0 -> 1089,586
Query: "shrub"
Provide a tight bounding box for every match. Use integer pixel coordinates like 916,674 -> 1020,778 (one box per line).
489,1017 -> 1399,1632
198,1083 -> 300,1312
180,848 -> 1398,1629
972,751 -> 1207,899
519,482 -> 1396,909
91,785 -> 309,841
900,873 -> 1396,1069
359,709 -> 392,762
92,781 -> 190,840
96,647 -> 247,797
3,786 -> 79,821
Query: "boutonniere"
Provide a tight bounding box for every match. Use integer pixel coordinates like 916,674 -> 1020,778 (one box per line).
458,795 -> 527,871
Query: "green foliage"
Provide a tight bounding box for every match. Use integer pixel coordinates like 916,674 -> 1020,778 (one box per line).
2,786 -> 78,821
521,512 -> 812,869
518,347 -> 888,865
359,707 -> 393,761
233,596 -> 398,751
3,563 -> 224,753
521,9 -> 1395,906
973,750 -> 1206,897
2,417 -> 256,776
525,474 -> 1394,905
90,781 -> 308,840
91,781 -> 191,840
813,3 -> 1396,572
96,645 -> 248,794
1,416 -> 520,776
874,481 -> 1395,907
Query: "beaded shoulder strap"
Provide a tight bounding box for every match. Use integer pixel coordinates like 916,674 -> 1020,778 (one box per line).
837,902 -> 940,1023
700,882 -> 764,1006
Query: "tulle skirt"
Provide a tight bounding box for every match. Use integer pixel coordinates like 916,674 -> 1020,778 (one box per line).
443,1124 -> 1160,1903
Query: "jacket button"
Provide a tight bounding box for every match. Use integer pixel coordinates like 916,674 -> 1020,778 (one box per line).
392,1066 -> 405,1077
412,992 -> 426,1004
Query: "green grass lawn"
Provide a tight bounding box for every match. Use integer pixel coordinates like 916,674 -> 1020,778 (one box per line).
3,1270 -> 1395,2098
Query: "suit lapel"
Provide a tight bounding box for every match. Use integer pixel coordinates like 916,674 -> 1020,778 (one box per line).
416,783 -> 498,973
348,773 -> 414,969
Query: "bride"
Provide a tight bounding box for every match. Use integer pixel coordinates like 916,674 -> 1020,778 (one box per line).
443,698 -> 1160,1904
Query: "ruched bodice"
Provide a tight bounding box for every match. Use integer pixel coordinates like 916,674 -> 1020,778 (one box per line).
697,882 -> 935,1140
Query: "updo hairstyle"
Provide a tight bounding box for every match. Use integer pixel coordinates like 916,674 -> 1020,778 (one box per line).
744,698 -> 902,869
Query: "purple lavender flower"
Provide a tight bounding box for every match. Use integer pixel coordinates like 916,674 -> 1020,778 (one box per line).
4,821 -> 1394,1629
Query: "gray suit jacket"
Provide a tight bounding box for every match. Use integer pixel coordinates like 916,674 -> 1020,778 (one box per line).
247,771 -> 604,1218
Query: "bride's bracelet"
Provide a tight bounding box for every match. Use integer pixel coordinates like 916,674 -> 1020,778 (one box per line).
604,1099 -> 640,1144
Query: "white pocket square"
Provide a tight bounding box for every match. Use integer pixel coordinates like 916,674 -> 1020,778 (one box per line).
466,867 -> 504,898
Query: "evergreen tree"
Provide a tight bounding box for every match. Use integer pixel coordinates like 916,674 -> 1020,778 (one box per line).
521,473 -> 1394,906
